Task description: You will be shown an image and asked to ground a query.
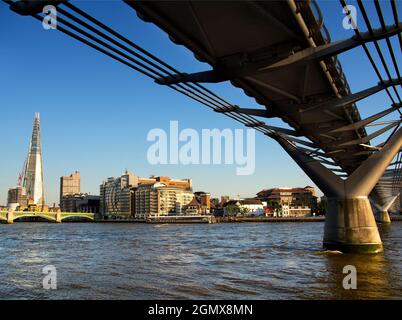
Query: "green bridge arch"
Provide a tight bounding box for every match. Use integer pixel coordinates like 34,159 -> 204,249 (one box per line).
13,212 -> 57,222
0,211 -> 95,223
0,212 -> 7,222
60,213 -> 95,222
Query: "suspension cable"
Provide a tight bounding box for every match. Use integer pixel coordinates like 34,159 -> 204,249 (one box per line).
358,0 -> 402,103
340,0 -> 399,107
59,2 -> 272,131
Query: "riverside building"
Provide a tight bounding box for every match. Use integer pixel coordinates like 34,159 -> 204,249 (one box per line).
60,171 -> 81,204
100,171 -> 193,220
223,199 -> 264,216
193,191 -> 211,214
100,172 -> 137,219
134,183 -> 194,220
60,193 -> 100,214
256,186 -> 318,211
7,186 -> 28,210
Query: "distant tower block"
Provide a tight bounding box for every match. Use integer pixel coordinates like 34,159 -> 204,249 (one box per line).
23,113 -> 44,206
60,171 -> 81,203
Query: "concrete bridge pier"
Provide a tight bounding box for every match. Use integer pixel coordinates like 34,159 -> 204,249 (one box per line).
6,211 -> 14,224
370,194 -> 398,224
273,127 -> 402,253
324,197 -> 382,253
55,212 -> 62,223
378,210 -> 391,224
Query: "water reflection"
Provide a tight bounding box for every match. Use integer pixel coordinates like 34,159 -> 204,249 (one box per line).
323,253 -> 392,299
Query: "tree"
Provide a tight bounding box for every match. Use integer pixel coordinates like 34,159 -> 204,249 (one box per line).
225,204 -> 240,216
240,207 -> 250,216
211,198 -> 220,207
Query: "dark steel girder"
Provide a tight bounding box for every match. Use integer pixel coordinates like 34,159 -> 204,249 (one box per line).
234,80 -> 401,121
155,24 -> 402,84
301,79 -> 402,113
329,103 -> 402,133
336,122 -> 400,147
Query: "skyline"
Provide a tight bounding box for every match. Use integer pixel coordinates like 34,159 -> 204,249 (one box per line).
1,0 -> 400,205
0,112 -> 320,205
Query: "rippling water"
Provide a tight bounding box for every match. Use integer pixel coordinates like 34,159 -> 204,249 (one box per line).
0,222 -> 401,300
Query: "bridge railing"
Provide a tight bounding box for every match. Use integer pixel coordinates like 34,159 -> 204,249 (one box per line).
297,0 -> 355,105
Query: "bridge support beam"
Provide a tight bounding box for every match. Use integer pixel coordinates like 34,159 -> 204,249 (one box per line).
272,127 -> 402,253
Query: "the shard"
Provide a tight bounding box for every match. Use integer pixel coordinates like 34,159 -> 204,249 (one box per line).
23,112 -> 45,206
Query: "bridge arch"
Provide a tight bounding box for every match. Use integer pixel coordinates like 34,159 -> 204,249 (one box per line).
12,212 -> 57,223
0,212 -> 95,223
60,215 -> 95,222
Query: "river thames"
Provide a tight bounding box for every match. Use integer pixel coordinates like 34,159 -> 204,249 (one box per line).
0,222 -> 401,300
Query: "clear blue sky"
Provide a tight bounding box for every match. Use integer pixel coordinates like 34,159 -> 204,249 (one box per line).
0,0 -> 401,205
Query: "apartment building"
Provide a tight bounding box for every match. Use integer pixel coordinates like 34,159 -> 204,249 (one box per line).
100,171 -> 193,219
134,182 -> 194,220
100,172 -> 139,219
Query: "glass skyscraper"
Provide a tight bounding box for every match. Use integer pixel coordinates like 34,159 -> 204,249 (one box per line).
23,112 -> 44,206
